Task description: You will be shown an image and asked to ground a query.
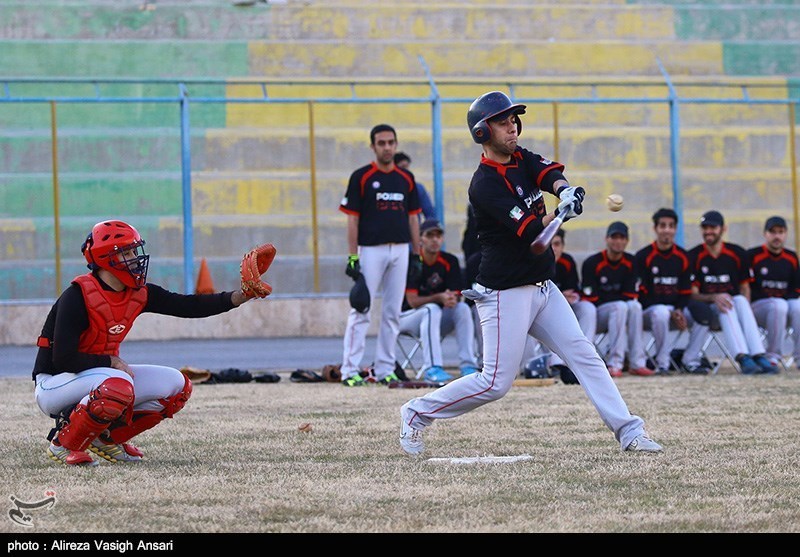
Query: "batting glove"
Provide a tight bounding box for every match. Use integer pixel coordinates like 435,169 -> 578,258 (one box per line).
345,254 -> 361,279
555,186 -> 585,220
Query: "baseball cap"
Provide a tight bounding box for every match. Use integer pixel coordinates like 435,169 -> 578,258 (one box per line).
764,215 -> 787,231
700,210 -> 724,227
420,219 -> 444,235
606,221 -> 629,238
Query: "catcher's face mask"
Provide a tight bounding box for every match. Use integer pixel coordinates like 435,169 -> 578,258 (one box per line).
82,220 -> 150,289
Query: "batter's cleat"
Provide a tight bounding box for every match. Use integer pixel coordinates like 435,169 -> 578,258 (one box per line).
608,367 -> 623,378
342,374 -> 366,387
47,442 -> 98,467
629,367 -> 656,377
624,434 -> 663,453
753,355 -> 779,375
423,366 -> 451,383
460,365 -> 480,376
736,355 -> 761,375
377,372 -> 400,385
89,439 -> 143,463
399,402 -> 424,456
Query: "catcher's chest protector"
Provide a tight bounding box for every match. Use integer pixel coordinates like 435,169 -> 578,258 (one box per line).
73,274 -> 148,356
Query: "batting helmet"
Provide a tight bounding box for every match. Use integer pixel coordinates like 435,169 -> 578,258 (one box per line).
81,220 -> 149,289
523,354 -> 550,379
349,273 -> 370,313
467,91 -> 526,144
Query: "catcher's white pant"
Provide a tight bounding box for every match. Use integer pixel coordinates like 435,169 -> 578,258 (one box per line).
34,365 -> 186,417
404,281 -> 648,450
399,301 -> 478,371
341,243 -> 409,381
643,304 -> 708,370
752,297 -> 800,363
596,300 -> 646,369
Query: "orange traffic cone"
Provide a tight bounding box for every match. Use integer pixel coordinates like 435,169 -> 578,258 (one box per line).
195,258 -> 215,294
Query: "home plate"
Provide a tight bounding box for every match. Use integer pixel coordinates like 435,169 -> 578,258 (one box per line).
427,454 -> 534,465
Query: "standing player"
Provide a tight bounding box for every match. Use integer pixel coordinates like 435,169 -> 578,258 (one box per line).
747,215 -> 800,368
686,210 -> 777,374
339,124 -> 422,386
635,208 -> 711,374
33,220 -> 266,466
581,222 -> 653,377
399,91 -> 662,456
399,219 -> 479,382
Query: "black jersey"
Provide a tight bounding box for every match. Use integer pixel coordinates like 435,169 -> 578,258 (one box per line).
339,162 -> 421,246
688,242 -> 751,295
581,250 -> 638,306
403,250 -> 464,311
467,147 -> 566,290
635,242 -> 693,309
32,278 -> 237,379
746,244 -> 800,301
554,252 -> 580,292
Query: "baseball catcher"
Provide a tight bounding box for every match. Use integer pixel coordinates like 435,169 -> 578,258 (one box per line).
32,220 -> 274,466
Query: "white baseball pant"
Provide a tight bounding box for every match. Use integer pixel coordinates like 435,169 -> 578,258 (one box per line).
404,281 -> 647,450
596,300 -> 646,369
399,301 -> 478,371
341,243 -> 409,381
709,295 -> 766,357
643,304 -> 708,370
35,365 -> 186,418
752,297 -> 800,363
549,300 -> 597,367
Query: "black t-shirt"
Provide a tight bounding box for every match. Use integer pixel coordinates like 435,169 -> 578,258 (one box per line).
688,242 -> 750,295
403,250 -> 464,311
554,252 -> 579,292
339,162 -> 421,246
467,147 -> 565,290
747,244 -> 800,301
635,242 -> 693,309
581,250 -> 638,306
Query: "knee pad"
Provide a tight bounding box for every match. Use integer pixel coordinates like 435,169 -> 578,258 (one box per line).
158,373 -> 193,418
87,377 -> 134,422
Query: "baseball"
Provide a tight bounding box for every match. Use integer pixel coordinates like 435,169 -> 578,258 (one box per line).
606,194 -> 624,212
298,423 -> 313,433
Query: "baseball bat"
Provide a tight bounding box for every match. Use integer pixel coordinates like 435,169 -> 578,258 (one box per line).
530,215 -> 564,255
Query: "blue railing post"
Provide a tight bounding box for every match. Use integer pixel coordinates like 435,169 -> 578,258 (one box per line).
179,83 -> 194,294
658,60 -> 684,246
419,56 -> 445,227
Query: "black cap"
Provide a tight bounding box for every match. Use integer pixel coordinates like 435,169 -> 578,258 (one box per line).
764,215 -> 787,231
420,219 -> 444,235
701,210 -> 724,227
606,221 -> 629,238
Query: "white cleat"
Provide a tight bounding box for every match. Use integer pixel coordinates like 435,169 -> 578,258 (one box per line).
399,402 -> 424,456
624,434 -> 663,453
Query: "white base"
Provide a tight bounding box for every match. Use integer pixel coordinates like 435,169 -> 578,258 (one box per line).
426,454 -> 533,465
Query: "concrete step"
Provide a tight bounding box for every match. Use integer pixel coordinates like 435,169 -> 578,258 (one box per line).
1,124 -> 796,179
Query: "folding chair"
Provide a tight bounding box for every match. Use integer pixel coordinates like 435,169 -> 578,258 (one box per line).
698,320 -> 739,375
758,325 -> 795,372
396,332 -> 424,379
643,325 -> 686,372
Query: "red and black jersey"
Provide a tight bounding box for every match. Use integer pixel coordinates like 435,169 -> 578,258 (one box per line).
634,242 -> 693,309
581,250 -> 638,306
687,241 -> 751,295
468,147 -> 565,290
746,244 -> 800,301
339,162 -> 421,246
554,252 -> 580,292
403,250 -> 464,311
32,273 -> 238,380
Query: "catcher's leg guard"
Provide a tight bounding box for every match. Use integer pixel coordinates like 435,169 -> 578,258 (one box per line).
56,377 -> 134,451
107,374 -> 193,444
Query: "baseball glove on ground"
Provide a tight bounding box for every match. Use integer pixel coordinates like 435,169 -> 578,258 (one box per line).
241,243 -> 276,299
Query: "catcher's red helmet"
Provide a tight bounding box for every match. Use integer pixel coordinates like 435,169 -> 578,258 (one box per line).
81,220 -> 149,289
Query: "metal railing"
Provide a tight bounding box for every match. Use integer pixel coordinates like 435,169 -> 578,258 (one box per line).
1,64 -> 798,300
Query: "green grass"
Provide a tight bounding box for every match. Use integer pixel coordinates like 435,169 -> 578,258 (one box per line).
2,372 -> 800,533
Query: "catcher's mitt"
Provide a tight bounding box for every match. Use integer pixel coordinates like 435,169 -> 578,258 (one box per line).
322,364 -> 342,383
241,243 -> 276,299
180,366 -> 212,384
